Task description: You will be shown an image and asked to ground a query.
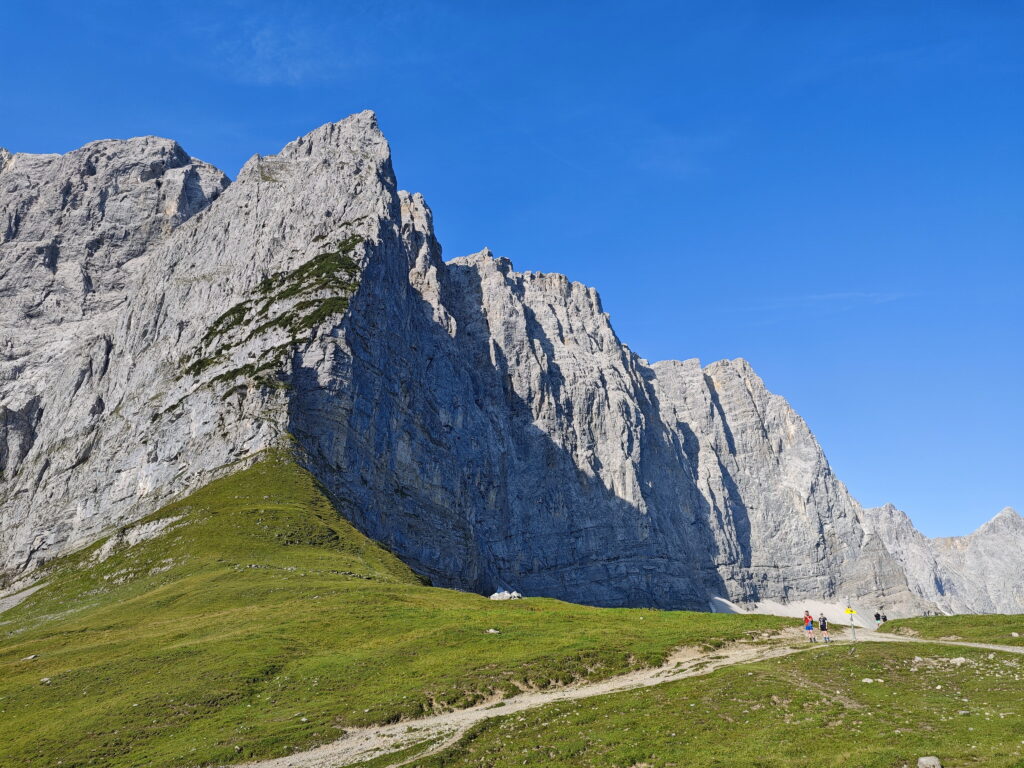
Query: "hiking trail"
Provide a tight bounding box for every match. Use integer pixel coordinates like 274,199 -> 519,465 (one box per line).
234,628 -> 1024,768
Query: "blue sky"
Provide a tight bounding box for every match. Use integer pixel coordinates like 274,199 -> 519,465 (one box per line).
2,1 -> 1021,536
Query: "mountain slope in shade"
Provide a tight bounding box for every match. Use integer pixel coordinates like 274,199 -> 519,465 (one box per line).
0,112 -> 1016,615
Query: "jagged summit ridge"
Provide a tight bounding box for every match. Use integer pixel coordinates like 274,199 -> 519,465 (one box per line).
1,113 -> 1019,615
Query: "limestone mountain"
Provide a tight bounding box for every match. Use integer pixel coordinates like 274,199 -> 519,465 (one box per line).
1,112 -> 1018,615
862,504 -> 1023,614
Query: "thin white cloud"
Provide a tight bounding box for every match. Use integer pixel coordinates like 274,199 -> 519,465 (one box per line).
194,13 -> 355,86
743,291 -> 913,313
185,3 -> 447,87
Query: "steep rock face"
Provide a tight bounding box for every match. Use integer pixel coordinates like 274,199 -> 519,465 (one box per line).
0,113 -> 1016,614
933,508 -> 1024,614
864,505 -> 1024,614
0,115 -> 394,568
650,359 -> 920,610
0,137 -> 227,324
289,220 -> 923,609
0,138 -> 229,566
433,252 -> 722,607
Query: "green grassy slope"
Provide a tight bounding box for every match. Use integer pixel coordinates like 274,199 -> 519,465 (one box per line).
880,614 -> 1024,646
0,452 -> 791,768
418,641 -> 1024,768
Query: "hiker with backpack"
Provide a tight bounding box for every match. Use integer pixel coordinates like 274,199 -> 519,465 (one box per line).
803,611 -> 816,642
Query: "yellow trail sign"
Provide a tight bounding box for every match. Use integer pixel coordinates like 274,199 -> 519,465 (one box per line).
844,607 -> 857,614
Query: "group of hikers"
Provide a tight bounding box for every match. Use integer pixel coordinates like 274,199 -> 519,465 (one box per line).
801,608 -> 889,642
801,611 -> 832,642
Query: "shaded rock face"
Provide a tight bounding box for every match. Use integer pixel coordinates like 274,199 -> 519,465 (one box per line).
0,114 -> 1016,614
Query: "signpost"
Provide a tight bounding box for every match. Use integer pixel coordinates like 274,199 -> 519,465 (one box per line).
845,606 -> 857,642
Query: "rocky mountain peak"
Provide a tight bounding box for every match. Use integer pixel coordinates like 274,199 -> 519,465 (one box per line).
1,112 -> 1020,617
976,506 -> 1023,534
277,109 -> 389,162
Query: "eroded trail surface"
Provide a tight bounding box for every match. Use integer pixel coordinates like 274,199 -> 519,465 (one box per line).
239,630 -> 809,768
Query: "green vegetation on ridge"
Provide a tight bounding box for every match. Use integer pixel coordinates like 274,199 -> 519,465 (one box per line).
181,234 -> 363,387
0,451 -> 790,768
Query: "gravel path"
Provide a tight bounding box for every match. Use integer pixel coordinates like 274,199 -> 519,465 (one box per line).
859,630 -> 1024,655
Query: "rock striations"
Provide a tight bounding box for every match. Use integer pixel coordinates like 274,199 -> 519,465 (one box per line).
1,113 -> 1019,615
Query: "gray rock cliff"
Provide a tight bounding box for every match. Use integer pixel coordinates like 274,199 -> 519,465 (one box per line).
0,113 -> 1018,614
863,504 -> 1024,614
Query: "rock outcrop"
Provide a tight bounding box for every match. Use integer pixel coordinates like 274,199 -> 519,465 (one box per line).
863,504 -> 1024,614
0,113 -> 1018,615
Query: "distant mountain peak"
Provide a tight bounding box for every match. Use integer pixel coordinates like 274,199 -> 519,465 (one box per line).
978,506 -> 1023,533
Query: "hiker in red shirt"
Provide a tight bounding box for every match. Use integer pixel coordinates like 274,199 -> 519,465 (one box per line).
803,611 -> 815,642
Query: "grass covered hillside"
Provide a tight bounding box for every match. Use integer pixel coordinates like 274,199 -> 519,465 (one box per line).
416,641 -> 1024,768
880,614 -> 1024,646
0,451 -> 791,768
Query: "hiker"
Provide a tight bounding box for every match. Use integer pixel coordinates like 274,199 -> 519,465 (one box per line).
803,611 -> 816,642
881,613 -> 888,624
818,614 -> 831,643
874,611 -> 882,628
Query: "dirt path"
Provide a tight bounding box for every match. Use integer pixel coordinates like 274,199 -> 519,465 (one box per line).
858,630 -> 1024,655
235,629 -> 1024,768
238,630 -> 809,768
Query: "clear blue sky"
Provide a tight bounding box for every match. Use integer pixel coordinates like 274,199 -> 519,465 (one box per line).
3,1 -> 1021,536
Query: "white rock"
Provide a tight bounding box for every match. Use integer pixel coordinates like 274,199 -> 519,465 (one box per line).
489,591 -> 522,601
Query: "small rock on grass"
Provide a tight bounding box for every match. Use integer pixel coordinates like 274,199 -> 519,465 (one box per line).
917,757 -> 942,768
